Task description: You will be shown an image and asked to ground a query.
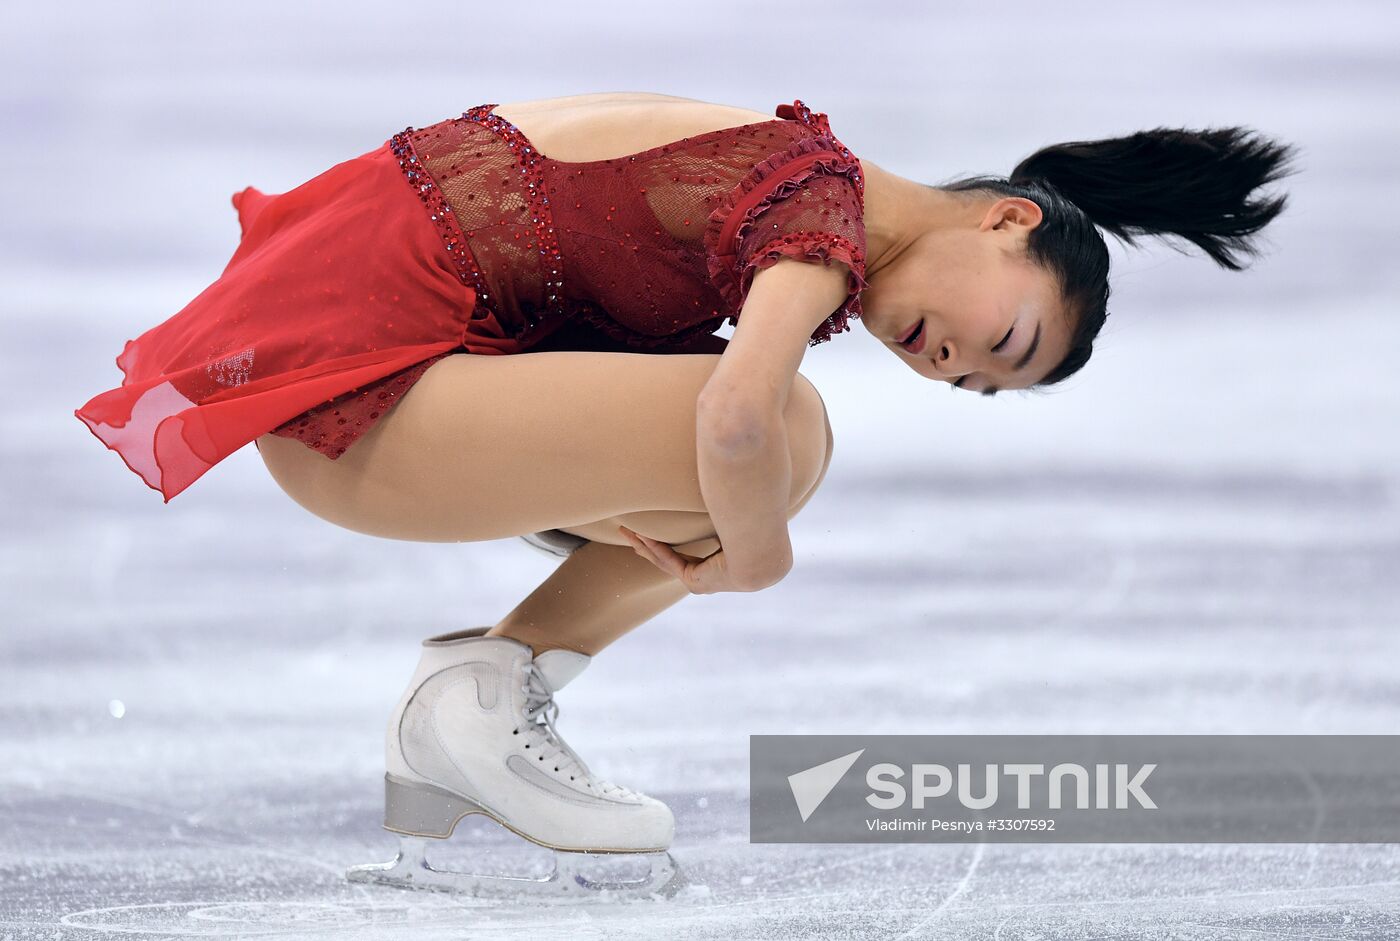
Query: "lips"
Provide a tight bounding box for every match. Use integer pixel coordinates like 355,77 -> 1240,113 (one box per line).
899,318 -> 927,355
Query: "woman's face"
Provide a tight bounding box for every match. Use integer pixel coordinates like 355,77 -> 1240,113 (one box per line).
860,196 -> 1074,396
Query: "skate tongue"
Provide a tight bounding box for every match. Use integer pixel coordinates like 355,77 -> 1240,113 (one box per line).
532,648 -> 590,691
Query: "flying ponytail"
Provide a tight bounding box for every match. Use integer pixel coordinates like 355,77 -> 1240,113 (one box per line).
937,125 -> 1299,385
1010,126 -> 1298,272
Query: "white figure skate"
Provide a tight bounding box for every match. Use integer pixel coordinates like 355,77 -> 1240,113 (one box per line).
347,626 -> 683,898
518,528 -> 589,559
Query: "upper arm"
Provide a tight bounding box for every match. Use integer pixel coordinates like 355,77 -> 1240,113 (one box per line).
698,157 -> 868,424
697,259 -> 847,430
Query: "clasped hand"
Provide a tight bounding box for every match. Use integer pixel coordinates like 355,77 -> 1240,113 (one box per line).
617,525 -> 758,594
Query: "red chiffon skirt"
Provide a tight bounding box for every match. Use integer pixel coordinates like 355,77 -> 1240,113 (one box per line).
74,138 -> 519,504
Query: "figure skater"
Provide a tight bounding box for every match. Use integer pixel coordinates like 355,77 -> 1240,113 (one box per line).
73,92 -> 1296,895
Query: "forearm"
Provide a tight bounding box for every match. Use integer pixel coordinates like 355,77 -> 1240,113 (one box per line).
694,412 -> 794,590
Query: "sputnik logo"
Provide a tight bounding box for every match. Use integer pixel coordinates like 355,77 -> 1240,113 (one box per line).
787,749 -> 865,822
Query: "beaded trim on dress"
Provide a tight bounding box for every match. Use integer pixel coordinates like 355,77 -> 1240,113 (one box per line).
388,130 -> 492,305
458,104 -> 567,334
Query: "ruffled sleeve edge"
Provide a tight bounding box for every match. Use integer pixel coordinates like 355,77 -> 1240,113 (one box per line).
733,231 -> 869,346
704,133 -> 868,347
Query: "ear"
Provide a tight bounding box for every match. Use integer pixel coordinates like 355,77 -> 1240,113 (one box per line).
983,196 -> 1043,232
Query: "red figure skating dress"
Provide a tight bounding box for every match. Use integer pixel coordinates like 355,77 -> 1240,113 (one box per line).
74,100 -> 868,502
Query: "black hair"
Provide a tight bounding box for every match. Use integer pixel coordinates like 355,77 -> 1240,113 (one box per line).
938,126 -> 1300,386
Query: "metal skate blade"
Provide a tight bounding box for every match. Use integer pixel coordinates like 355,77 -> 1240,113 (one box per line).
347,836 -> 685,900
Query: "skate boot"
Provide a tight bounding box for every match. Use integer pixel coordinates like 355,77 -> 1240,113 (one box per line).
518,528 -> 589,559
346,626 -> 682,898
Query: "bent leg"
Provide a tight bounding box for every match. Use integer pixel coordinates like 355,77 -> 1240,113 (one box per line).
489,375 -> 835,655
255,349 -> 834,654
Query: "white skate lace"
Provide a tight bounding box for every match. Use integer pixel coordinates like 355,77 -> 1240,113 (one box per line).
520,664 -> 636,799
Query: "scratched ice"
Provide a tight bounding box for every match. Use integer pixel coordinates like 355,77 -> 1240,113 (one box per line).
3,1 -> 1399,938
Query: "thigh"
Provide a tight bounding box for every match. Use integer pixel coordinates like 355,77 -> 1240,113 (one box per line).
255,350 -> 829,543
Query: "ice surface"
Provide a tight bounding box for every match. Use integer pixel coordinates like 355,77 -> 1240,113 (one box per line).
3,1 -> 1399,938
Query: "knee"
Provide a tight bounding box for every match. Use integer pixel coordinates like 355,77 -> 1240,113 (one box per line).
783,372 -> 834,509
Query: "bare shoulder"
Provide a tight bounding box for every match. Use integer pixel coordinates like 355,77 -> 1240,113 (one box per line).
491,92 -> 781,163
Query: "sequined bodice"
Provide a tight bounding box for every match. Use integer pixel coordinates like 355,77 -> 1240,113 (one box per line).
390,100 -> 868,350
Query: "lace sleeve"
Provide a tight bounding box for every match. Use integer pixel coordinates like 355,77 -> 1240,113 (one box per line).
705,137 -> 869,347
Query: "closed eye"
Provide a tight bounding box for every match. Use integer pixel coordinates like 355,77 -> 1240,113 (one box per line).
961,323 -> 1014,397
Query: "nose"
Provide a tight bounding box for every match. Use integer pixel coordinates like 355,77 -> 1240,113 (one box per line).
931,337 -> 963,374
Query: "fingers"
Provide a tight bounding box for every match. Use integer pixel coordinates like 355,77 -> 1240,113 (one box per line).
619,525 -> 673,572
617,526 -> 738,596
619,525 -> 692,588
619,525 -> 648,559
638,534 -> 684,577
